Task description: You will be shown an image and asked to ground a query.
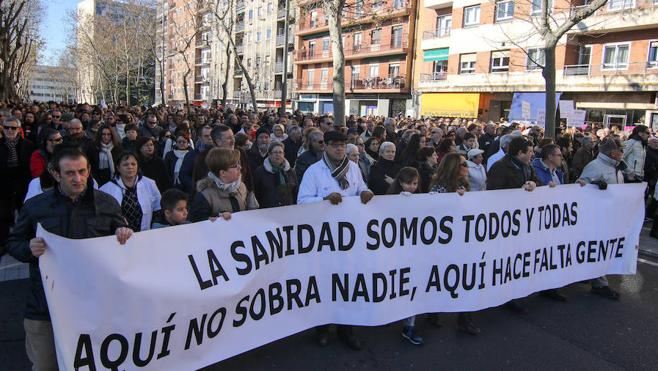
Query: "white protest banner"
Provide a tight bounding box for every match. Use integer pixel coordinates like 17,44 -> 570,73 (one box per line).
521,100 -> 531,120
559,100 -> 574,118
39,184 -> 645,371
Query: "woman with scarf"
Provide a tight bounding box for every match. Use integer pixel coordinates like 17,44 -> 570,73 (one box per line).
428,153 -> 481,335
164,130 -> 190,190
253,142 -> 298,208
188,148 -> 259,222
364,136 -> 380,165
100,152 -> 162,232
368,141 -> 401,195
93,125 -> 123,186
29,128 -> 62,178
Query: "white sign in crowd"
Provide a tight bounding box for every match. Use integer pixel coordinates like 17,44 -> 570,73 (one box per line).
39,184 -> 644,370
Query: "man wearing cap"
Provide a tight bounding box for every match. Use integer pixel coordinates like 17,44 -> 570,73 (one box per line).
297,130 -> 374,350
466,148 -> 487,192
247,127 -> 271,174
577,138 -> 624,300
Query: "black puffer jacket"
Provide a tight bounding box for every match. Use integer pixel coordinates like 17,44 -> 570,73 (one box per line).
7,186 -> 127,321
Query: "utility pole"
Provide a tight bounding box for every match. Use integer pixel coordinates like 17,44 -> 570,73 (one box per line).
279,0 -> 290,115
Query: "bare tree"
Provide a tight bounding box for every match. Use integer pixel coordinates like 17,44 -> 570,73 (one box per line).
0,0 -> 42,103
499,0 -> 608,137
210,0 -> 258,111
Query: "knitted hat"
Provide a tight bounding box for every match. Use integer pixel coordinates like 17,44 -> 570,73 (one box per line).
598,138 -> 619,156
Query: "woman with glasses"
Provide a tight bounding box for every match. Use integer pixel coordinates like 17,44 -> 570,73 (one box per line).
93,125 -> 123,186
189,148 -> 259,222
30,128 -> 62,178
428,153 -> 481,335
100,152 -> 162,232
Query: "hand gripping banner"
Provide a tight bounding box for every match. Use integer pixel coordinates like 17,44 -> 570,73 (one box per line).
38,184 -> 645,370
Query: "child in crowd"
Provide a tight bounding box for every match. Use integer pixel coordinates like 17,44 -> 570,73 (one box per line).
152,189 -> 189,229
386,167 -> 424,345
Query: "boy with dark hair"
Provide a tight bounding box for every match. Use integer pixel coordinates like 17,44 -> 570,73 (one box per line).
152,189 -> 189,229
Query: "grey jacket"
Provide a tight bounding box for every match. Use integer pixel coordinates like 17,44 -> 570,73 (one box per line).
579,153 -> 625,185
467,160 -> 487,192
622,138 -> 645,179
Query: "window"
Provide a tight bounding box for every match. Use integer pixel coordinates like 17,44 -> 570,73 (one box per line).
436,15 -> 451,37
266,28 -> 271,39
531,0 -> 552,15
371,28 -> 381,44
322,37 -> 330,51
369,64 -> 379,77
391,25 -> 403,48
491,50 -> 510,72
495,0 -> 514,21
256,31 -> 261,42
463,6 -> 480,27
307,69 -> 315,88
459,53 -> 476,74
388,63 -> 400,77
353,32 -> 362,51
608,0 -> 634,10
310,10 -> 318,27
320,68 -> 329,88
602,43 -> 630,69
248,9 -> 253,20
309,41 -> 316,57
526,48 -> 545,70
351,65 -> 360,83
647,41 -> 657,68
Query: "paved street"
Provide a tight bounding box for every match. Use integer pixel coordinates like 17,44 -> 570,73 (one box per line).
2,228 -> 658,371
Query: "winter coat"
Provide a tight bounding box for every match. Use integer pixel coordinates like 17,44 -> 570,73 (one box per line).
7,186 -> 127,320
283,137 -> 302,166
99,176 -> 162,232
139,156 -> 172,192
188,177 -> 258,222
368,158 -> 402,195
571,146 -> 595,180
467,160 -> 487,192
294,149 -> 322,183
253,159 -> 298,208
531,158 -> 565,186
0,137 -> 35,200
487,155 -> 541,190
622,138 -> 646,179
579,153 -> 625,185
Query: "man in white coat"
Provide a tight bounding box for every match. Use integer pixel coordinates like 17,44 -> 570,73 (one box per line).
297,130 -> 374,350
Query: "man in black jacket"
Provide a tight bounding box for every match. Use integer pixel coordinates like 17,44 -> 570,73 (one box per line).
7,145 -> 133,371
1,116 -> 35,247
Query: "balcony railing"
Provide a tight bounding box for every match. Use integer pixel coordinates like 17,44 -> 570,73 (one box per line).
276,34 -> 292,47
294,82 -> 331,91
298,1 -> 408,30
195,75 -> 209,83
277,7 -> 287,19
236,22 -> 245,32
195,57 -> 211,65
563,62 -> 658,76
236,45 -> 244,54
563,64 -> 591,76
236,1 -> 245,13
234,68 -> 243,76
423,28 -> 451,39
297,39 -> 407,61
351,75 -> 406,90
420,72 -> 447,82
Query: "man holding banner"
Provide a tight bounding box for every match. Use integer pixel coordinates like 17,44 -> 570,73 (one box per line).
297,130 -> 374,350
7,145 -> 134,371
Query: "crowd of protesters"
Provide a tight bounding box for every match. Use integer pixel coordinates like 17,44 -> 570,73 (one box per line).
0,100 -> 654,369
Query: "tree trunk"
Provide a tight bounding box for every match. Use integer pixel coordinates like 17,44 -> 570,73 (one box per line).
221,41 -> 231,107
183,70 -> 190,111
160,59 -> 166,106
325,0 -> 346,126
542,44 -> 557,139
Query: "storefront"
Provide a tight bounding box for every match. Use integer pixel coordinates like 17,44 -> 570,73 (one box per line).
420,92 -> 480,118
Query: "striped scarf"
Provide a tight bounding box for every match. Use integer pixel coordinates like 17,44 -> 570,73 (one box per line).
5,138 -> 19,168
322,152 -> 350,190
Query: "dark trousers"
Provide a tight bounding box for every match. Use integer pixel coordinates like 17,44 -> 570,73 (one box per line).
316,324 -> 354,337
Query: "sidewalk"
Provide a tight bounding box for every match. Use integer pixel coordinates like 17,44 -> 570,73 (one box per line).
640,221 -> 658,257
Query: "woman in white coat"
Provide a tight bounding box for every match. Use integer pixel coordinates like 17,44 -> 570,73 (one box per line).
100,152 -> 161,232
466,148 -> 487,192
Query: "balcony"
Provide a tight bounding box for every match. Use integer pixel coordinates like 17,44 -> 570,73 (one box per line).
421,28 -> 451,50
297,1 -> 410,34
195,57 -> 211,66
424,0 -> 453,9
423,29 -> 451,39
195,75 -> 209,83
236,22 -> 245,33
234,68 -> 243,77
195,39 -> 210,49
296,38 -> 408,63
276,34 -> 292,47
350,75 -> 406,91
293,82 -> 332,92
420,72 -> 447,82
568,4 -> 658,34
236,44 -> 244,54
277,7 -> 287,20
236,1 -> 245,13
563,64 -> 591,76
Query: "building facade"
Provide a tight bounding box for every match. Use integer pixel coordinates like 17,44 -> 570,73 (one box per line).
293,0 -> 417,117
414,0 -> 658,127
28,65 -> 78,103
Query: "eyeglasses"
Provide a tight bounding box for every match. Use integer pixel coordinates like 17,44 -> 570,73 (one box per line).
3,126 -> 19,131
53,115 -> 61,119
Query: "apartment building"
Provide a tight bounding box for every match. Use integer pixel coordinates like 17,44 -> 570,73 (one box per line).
233,0 -> 294,109
29,65 -> 78,104
293,0 -> 417,116
414,0 -> 658,127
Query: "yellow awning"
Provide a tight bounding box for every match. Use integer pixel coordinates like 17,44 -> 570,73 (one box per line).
421,93 -> 480,118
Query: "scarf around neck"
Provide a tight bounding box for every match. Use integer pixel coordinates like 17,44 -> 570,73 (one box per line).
99,142 -> 115,177
5,137 -> 19,167
172,149 -> 188,185
323,151 -> 350,190
207,172 -> 241,193
264,157 -> 290,186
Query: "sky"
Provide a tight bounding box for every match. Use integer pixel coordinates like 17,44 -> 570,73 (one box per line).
39,0 -> 79,65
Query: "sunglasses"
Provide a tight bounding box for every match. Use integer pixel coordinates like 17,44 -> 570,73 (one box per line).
3,126 -> 19,131
53,116 -> 61,119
